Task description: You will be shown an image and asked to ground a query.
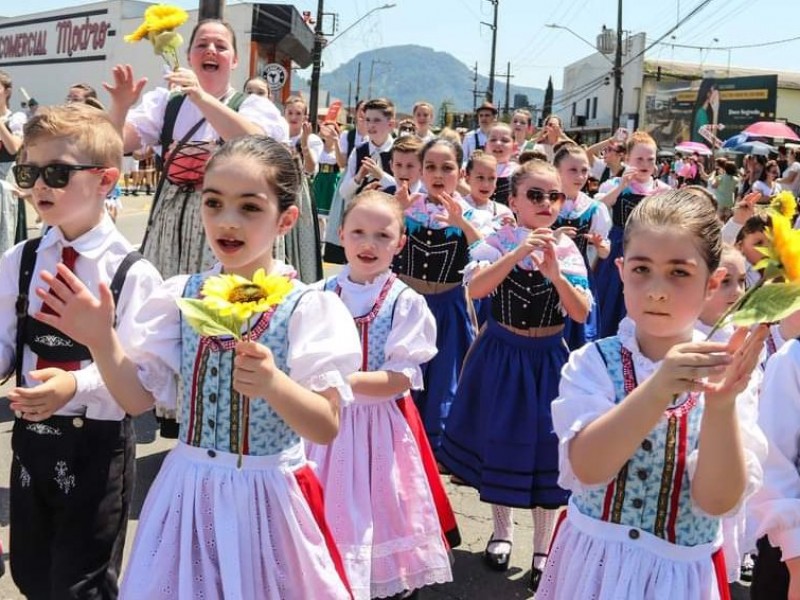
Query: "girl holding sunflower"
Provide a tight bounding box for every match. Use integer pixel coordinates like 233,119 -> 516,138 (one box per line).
33,136 -> 362,599
108,14 -> 288,279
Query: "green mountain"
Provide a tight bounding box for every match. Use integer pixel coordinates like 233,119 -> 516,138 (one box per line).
316,45 -> 545,116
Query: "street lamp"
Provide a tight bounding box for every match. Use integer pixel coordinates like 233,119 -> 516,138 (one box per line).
308,3 -> 396,127
328,3 -> 396,48
546,11 -> 624,132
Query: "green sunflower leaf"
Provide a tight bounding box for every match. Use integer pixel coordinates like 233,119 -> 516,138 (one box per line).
175,298 -> 242,339
731,282 -> 800,326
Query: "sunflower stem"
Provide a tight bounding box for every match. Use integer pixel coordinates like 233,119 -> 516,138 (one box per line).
237,318 -> 253,469
705,277 -> 767,340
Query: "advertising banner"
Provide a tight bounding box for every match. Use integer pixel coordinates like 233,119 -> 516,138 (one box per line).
643,74 -> 778,149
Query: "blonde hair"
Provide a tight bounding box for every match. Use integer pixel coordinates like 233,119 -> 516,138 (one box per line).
412,101 -> 434,115
342,189 -> 405,235
626,130 -> 657,154
465,149 -> 497,174
23,103 -> 122,169
624,189 -> 722,272
392,135 -> 423,156
284,95 -> 307,113
510,159 -> 560,196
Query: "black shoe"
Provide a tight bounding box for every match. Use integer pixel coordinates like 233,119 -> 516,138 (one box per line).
529,566 -> 543,591
483,538 -> 512,572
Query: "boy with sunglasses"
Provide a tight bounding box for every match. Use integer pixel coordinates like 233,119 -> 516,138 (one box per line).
1,103 -> 162,599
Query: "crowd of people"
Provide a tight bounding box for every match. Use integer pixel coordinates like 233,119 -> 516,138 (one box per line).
1,15 -> 800,600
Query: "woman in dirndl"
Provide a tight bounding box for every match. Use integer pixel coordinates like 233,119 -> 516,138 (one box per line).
107,19 -> 288,278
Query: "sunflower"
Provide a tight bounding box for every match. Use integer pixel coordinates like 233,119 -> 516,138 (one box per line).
201,269 -> 293,322
125,5 -> 188,69
770,190 -> 798,221
144,5 -> 189,32
771,213 -> 800,282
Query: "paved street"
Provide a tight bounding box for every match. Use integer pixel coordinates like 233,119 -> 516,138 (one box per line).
0,196 -> 540,599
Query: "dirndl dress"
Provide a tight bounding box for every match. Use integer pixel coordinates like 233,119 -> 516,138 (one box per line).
312,161 -> 340,216
120,268 -> 362,599
439,226 -> 590,508
307,270 -> 453,599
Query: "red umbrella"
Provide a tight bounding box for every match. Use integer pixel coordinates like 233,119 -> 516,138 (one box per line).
743,121 -> 800,141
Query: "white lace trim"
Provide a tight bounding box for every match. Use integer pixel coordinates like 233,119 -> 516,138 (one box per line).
302,370 -> 354,406
382,361 -> 424,390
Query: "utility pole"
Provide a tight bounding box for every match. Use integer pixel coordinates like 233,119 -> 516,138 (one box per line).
471,62 -> 480,112
308,0 -> 325,129
482,0 -> 499,102
354,61 -> 362,107
346,81 -> 352,122
198,0 -> 224,20
503,61 -> 512,117
611,0 -> 624,131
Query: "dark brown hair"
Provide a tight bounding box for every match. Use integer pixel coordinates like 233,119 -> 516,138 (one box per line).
206,135 -> 300,211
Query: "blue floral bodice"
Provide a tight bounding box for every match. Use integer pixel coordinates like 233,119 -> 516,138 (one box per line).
177,274 -> 307,455
571,336 -> 720,547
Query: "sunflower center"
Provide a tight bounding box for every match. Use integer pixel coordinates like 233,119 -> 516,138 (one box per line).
229,284 -> 266,304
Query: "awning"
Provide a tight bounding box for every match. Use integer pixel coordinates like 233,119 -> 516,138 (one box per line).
251,4 -> 314,68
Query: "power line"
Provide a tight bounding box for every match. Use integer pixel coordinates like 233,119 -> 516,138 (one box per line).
656,33 -> 800,51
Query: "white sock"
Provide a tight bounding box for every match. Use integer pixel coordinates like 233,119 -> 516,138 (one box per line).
531,507 -> 558,570
488,504 -> 514,555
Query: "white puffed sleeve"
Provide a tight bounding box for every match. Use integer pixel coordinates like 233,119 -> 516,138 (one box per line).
685,371 -> 767,518
287,289 -> 362,404
590,201 -> 612,238
463,237 -> 502,285
551,342 -> 619,493
128,275 -> 188,415
126,87 -> 170,147
750,341 -> 800,559
238,93 -> 289,143
381,290 -> 437,390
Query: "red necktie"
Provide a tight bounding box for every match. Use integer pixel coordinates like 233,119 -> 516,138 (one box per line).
36,246 -> 81,371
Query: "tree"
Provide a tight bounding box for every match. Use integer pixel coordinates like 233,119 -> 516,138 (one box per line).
543,76 -> 554,123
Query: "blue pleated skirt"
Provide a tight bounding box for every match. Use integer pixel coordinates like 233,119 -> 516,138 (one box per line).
595,225 -> 626,339
439,319 -> 570,509
413,285 -> 475,452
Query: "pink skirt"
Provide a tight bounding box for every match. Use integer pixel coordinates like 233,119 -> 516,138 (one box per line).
120,442 -> 352,600
307,395 -> 453,600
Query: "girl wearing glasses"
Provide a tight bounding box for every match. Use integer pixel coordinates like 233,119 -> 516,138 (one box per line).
594,131 -> 671,339
439,160 -> 591,592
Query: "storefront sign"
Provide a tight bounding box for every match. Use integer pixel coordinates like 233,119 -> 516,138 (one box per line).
0,9 -> 113,66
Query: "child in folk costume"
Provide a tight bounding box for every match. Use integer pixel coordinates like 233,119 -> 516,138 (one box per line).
391,137 -> 494,452
307,190 -> 456,600
553,144 -> 611,349
594,131 -> 671,338
540,190 -> 768,600
35,136 -> 361,599
439,160 -> 591,592
485,122 -> 518,206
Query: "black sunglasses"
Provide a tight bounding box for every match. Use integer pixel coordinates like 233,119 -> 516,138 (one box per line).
525,188 -> 566,203
13,163 -> 105,189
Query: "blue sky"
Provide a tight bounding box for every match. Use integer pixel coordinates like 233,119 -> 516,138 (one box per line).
12,0 -> 799,90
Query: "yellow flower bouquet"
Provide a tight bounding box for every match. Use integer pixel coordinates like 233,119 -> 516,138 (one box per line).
709,190 -> 800,334
125,4 -> 189,71
176,269 -> 293,466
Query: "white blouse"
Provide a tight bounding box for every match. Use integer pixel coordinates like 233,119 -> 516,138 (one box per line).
322,266 -> 437,392
552,317 -> 766,517
127,86 -> 289,149
130,261 -> 362,414
750,340 -> 800,559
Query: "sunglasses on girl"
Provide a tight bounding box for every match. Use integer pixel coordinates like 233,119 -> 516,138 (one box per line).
13,163 -> 105,189
525,188 -> 566,203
